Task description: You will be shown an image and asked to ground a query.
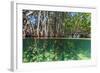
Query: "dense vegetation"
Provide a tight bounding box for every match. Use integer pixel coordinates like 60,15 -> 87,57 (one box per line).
22,10 -> 91,62
23,10 -> 91,38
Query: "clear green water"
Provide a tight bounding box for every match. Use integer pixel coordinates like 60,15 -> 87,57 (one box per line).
23,38 -> 91,62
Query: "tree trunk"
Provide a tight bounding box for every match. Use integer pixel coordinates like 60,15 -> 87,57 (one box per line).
37,11 -> 41,38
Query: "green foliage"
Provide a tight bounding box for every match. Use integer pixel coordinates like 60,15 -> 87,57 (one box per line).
23,10 -> 91,63
23,10 -> 91,38
63,12 -> 91,37
23,39 -> 91,62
